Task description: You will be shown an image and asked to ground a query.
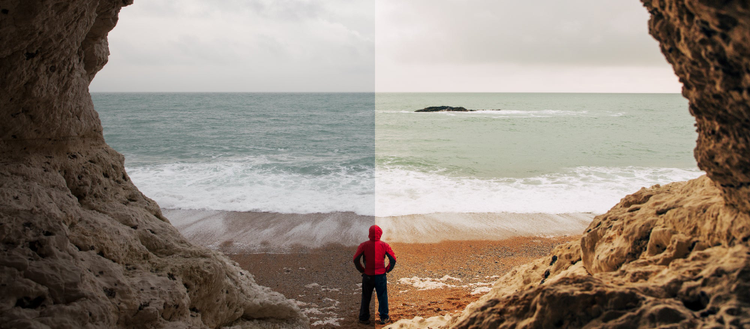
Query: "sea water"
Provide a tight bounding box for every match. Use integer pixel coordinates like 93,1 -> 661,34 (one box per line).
94,93 -> 376,215
375,93 -> 701,215
94,92 -> 702,217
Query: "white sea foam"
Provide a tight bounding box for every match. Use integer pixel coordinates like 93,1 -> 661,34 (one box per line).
128,160 -> 702,217
380,109 -> 603,118
126,160 -> 375,215
374,166 -> 703,217
470,109 -> 587,117
398,275 -> 463,290
310,318 -> 343,327
470,287 -> 492,295
379,109 -> 633,119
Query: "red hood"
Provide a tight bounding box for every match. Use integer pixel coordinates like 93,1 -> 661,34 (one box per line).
368,225 -> 382,241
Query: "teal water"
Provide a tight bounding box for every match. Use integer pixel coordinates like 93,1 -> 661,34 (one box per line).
94,93 -> 376,215
94,92 -> 702,216
375,93 -> 701,215
376,93 -> 695,177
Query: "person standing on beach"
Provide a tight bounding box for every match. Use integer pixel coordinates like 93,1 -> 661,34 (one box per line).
353,225 -> 397,325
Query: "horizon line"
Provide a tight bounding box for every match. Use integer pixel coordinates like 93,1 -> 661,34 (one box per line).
90,91 -> 683,94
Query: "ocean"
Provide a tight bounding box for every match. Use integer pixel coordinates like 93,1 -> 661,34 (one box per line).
375,93 -> 700,216
94,93 -> 376,215
93,92 -> 703,246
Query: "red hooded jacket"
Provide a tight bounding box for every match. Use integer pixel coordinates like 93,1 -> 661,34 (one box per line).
353,225 -> 397,275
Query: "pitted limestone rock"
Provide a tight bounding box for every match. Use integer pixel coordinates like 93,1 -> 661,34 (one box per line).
0,1 -> 308,328
643,0 -> 750,211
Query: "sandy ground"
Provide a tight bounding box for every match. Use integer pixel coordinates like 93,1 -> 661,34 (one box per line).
227,235 -> 580,328
165,210 -> 590,327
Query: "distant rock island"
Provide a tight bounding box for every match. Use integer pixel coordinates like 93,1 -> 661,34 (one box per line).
415,106 -> 501,112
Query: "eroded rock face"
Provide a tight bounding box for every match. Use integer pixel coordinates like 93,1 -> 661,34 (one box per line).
388,178 -> 750,328
0,1 -> 307,328
644,0 -> 750,212
581,176 -> 748,274
450,178 -> 750,328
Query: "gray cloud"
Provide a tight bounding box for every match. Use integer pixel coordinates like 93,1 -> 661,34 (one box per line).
378,0 -> 666,67
91,0 -> 374,92
91,0 -> 677,92
375,0 -> 680,92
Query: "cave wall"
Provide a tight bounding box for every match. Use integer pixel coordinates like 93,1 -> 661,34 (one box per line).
3,0 -> 750,328
0,1 -> 307,328
644,0 -> 750,211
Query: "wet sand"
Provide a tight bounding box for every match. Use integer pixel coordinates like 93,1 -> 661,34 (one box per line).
165,209 -> 592,250
165,209 -> 589,328
164,210 -> 374,252
226,236 -> 580,328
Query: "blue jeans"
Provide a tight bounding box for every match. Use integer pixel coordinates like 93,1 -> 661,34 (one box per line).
359,273 -> 388,321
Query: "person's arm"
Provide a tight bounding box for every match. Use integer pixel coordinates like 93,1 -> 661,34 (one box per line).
353,245 -> 366,273
385,244 -> 397,273
385,252 -> 396,273
354,254 -> 366,273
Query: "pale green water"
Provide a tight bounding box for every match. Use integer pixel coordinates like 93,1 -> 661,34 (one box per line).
95,92 -> 703,216
376,93 -> 696,178
374,93 -> 702,215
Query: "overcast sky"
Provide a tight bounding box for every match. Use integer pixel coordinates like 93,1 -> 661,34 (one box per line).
89,0 -> 682,93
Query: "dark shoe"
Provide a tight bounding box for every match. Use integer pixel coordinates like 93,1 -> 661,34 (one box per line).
380,316 -> 391,324
359,319 -> 371,325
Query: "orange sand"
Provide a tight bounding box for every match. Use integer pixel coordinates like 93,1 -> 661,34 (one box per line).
228,235 -> 579,328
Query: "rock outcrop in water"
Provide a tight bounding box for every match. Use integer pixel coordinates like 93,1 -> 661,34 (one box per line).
416,106 -> 472,112
388,1 -> 750,328
0,1 -> 307,328
415,106 -> 501,112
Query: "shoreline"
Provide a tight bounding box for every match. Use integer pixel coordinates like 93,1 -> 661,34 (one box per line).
164,209 -> 594,252
164,209 -> 373,252
227,235 -> 580,328
164,209 -> 589,328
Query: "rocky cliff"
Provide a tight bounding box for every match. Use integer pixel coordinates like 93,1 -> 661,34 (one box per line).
388,1 -> 750,328
649,0 -> 750,214
443,177 -> 750,328
0,1 -> 307,328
